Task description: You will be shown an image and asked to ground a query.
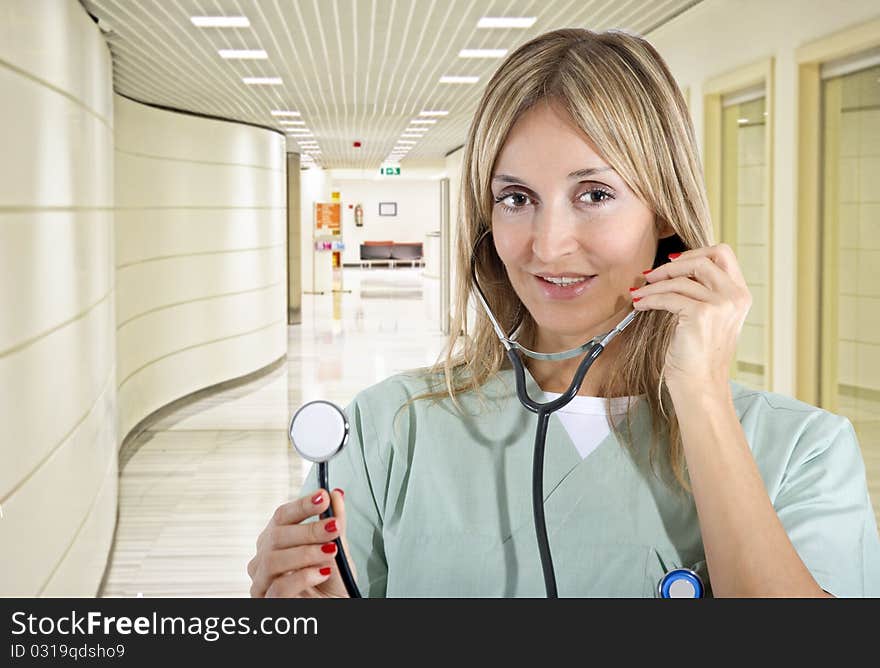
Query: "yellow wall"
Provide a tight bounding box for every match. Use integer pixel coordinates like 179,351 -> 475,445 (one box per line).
650,0 -> 880,397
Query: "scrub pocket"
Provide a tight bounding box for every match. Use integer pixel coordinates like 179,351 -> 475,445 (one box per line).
384,532 -> 668,597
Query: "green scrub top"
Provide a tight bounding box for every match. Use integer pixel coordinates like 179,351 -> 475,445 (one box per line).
300,367 -> 880,597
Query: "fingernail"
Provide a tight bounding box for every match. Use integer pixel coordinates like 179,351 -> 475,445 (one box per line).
628,287 -> 638,292
325,520 -> 338,533
333,488 -> 345,498
319,567 -> 332,576
321,542 -> 337,554
668,252 -> 682,260
642,269 -> 653,274
311,493 -> 323,505
632,297 -> 642,302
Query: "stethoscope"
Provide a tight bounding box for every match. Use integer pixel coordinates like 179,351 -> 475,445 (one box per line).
285,229 -> 704,598
288,400 -> 362,598
469,229 -> 703,598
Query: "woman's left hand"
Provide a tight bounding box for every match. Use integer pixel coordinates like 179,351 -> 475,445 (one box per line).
629,243 -> 752,393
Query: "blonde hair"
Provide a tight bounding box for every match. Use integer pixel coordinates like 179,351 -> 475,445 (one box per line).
404,28 -> 713,492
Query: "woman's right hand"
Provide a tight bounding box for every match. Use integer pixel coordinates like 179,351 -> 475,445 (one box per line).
248,488 -> 350,598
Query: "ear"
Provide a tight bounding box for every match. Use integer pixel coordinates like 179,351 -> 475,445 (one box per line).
657,219 -> 676,239
652,221 -> 688,268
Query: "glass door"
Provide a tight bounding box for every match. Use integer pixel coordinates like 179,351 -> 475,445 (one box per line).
720,88 -> 770,389
821,63 -> 880,478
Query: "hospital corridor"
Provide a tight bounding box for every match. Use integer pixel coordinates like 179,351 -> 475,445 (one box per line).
2,0 -> 880,598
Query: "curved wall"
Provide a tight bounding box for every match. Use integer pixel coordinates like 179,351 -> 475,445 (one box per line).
0,1 -> 288,595
0,0 -> 117,595
114,96 -> 288,440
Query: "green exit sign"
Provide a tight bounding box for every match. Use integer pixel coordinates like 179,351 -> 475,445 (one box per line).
380,167 -> 401,175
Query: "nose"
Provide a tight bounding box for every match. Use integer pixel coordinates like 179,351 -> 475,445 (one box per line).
530,199 -> 580,264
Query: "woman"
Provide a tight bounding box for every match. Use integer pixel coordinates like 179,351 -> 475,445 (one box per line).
248,28 -> 880,597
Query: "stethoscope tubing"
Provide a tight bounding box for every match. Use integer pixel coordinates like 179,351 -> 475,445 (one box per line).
318,462 -> 362,598
508,343 -> 606,598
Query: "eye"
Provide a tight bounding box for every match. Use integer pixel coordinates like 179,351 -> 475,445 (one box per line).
492,185 -> 615,215
493,191 -> 533,214
579,187 -> 614,206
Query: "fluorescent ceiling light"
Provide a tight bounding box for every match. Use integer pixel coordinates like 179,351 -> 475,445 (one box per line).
401,134 -> 423,138
219,49 -> 267,59
459,49 -> 507,58
279,120 -> 306,125
397,140 -> 417,145
477,17 -> 536,29
243,77 -> 282,85
410,119 -> 437,124
419,110 -> 448,116
271,110 -> 300,116
439,75 -> 479,84
191,16 -> 250,28
288,133 -> 314,137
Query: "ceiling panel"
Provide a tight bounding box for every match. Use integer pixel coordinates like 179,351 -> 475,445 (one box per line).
80,0 -> 702,169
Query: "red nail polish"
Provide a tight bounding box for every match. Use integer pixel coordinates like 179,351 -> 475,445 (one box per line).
668,252 -> 681,260
311,493 -> 323,505
319,567 -> 332,576
333,488 -> 345,498
642,269 -> 653,275
628,287 -> 638,292
325,520 -> 338,533
632,297 -> 642,302
321,543 -> 337,554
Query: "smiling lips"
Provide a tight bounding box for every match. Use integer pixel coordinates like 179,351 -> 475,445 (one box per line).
533,273 -> 597,299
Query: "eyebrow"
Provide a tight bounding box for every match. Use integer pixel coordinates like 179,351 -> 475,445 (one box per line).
491,166 -> 614,187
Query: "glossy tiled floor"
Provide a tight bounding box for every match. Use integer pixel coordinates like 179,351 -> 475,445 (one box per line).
100,267 -> 880,597
100,267 -> 446,597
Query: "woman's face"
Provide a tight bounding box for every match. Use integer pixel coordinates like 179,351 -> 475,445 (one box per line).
490,100 -> 670,348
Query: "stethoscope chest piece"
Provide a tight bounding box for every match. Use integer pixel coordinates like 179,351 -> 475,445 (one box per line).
289,400 -> 349,463
658,568 -> 704,598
